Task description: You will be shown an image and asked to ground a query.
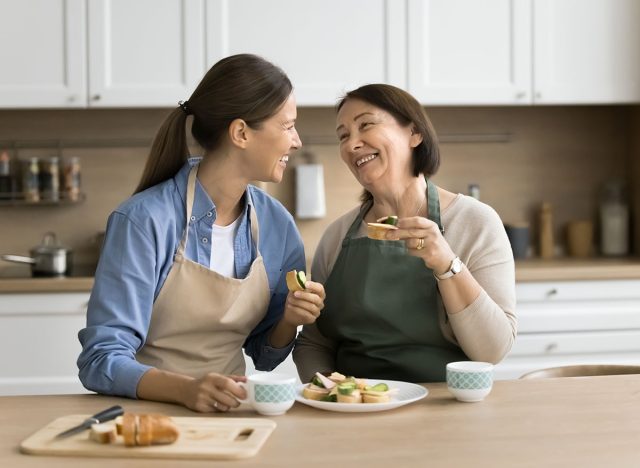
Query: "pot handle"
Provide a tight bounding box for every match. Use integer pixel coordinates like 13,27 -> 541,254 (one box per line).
1,254 -> 37,265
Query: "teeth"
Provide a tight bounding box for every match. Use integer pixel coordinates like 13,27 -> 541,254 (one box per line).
356,154 -> 378,167
280,156 -> 289,162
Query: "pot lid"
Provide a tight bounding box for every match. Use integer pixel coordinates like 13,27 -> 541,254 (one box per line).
31,232 -> 72,254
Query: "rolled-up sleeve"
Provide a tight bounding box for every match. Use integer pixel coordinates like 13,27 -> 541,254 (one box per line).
77,211 -> 157,398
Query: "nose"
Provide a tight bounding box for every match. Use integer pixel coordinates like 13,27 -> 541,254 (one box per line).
292,128 -> 302,150
346,135 -> 363,153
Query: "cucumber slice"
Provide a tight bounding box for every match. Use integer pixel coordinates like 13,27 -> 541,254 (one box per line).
370,382 -> 389,392
382,216 -> 398,226
337,382 -> 357,395
296,270 -> 307,289
311,375 -> 324,387
321,394 -> 338,402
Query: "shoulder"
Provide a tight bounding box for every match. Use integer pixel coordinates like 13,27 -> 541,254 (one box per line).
442,194 -> 504,230
318,206 -> 361,248
249,185 -> 297,230
112,178 -> 181,232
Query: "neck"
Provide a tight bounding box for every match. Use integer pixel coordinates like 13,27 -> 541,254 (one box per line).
197,152 -> 249,225
370,176 -> 427,220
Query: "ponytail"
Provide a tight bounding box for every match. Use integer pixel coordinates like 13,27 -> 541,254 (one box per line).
134,109 -> 189,194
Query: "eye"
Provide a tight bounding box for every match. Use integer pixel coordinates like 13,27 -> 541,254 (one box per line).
359,121 -> 373,130
337,133 -> 348,142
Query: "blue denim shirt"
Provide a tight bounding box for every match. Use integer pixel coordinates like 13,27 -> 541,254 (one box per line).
77,159 -> 305,398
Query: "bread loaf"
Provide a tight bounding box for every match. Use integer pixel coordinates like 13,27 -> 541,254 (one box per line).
89,422 -> 117,444
120,412 -> 179,447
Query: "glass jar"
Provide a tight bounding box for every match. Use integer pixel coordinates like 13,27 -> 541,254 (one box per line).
599,181 -> 629,256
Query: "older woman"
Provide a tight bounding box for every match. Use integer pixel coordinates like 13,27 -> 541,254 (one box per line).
293,84 -> 516,383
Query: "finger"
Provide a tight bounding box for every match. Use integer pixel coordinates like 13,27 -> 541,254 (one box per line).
302,280 -> 325,299
212,388 -> 242,408
287,304 -> 322,321
292,290 -> 324,306
288,295 -> 324,314
210,400 -> 230,412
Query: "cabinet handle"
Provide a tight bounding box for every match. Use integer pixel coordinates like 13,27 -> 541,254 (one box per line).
67,95 -> 76,103
91,94 -> 101,101
535,91 -> 542,100
515,91 -> 526,99
545,288 -> 558,298
544,342 -> 558,353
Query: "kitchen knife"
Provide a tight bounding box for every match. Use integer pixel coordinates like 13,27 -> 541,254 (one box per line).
54,405 -> 124,439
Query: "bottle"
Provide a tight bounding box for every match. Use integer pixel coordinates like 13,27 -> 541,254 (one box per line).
39,156 -> 60,201
539,202 -> 554,259
63,157 -> 81,201
468,183 -> 480,200
599,181 -> 629,256
0,151 -> 12,200
23,157 -> 40,202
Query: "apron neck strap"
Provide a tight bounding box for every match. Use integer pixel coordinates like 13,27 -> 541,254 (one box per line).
344,178 -> 444,242
178,165 -> 260,255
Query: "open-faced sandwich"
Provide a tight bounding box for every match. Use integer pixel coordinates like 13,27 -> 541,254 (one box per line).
286,269 -> 307,292
302,371 -> 396,404
367,215 -> 399,240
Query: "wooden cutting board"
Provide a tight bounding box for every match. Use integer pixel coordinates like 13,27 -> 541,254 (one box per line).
20,414 -> 276,460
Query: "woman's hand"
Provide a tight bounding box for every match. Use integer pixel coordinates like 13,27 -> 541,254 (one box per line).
182,373 -> 247,413
386,216 -> 456,274
283,280 -> 326,326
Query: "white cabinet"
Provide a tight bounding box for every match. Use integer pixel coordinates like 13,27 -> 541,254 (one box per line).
533,0 -> 640,104
88,0 -> 205,107
0,292 -> 91,395
205,0 -> 405,106
0,0 -> 205,108
0,0 -> 86,108
408,0 -> 640,105
494,280 -> 640,380
407,0 -> 532,105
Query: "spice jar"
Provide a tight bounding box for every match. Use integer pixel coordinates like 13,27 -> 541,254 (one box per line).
539,202 -> 554,259
39,156 -> 60,201
63,156 -> 81,201
23,157 -> 40,202
0,151 -> 13,200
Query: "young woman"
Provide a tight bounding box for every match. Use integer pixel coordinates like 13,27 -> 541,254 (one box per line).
293,84 -> 515,383
78,54 -> 325,412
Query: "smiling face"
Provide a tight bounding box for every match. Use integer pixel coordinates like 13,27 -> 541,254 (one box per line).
336,99 -> 421,194
245,93 -> 301,183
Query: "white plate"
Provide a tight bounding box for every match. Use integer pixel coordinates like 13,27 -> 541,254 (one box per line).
295,379 -> 428,413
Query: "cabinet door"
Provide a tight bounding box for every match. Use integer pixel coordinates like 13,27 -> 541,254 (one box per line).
534,0 -> 640,104
88,0 -> 205,107
205,0 -> 405,106
407,0 -> 532,104
0,0 -> 86,108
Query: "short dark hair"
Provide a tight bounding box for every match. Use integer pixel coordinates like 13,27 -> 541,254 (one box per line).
337,84 -> 440,202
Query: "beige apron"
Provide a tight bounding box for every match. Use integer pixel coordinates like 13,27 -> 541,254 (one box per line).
136,166 -> 271,377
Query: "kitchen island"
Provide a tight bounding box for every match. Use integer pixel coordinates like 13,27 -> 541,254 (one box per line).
2,375 -> 639,467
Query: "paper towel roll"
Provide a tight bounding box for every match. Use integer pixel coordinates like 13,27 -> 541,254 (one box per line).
295,164 -> 326,219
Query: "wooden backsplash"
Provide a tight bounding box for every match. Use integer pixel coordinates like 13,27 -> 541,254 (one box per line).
0,105 -> 637,274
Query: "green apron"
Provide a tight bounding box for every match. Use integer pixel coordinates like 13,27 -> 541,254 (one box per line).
316,179 -> 467,382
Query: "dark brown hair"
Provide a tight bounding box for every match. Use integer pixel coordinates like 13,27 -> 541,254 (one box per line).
336,83 -> 440,203
135,54 -> 293,193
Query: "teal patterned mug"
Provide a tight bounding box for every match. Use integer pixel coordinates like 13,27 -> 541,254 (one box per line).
446,361 -> 494,402
240,373 -> 296,415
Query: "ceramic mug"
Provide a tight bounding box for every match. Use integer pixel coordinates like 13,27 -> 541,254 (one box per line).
446,361 -> 494,402
239,373 -> 297,416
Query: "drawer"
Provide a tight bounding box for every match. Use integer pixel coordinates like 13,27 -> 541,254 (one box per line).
510,330 -> 640,357
517,300 -> 640,333
516,280 -> 640,303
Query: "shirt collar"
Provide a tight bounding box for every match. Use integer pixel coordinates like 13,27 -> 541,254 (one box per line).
174,158 -> 255,225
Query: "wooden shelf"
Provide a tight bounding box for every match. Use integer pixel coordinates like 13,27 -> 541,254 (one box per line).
0,192 -> 86,207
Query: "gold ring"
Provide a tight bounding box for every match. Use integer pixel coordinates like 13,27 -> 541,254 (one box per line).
213,401 -> 219,409
416,238 -> 425,250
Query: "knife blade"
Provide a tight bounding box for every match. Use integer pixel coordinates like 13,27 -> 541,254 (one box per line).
54,405 -> 124,439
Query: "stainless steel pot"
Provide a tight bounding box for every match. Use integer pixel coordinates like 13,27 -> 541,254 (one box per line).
1,232 -> 73,277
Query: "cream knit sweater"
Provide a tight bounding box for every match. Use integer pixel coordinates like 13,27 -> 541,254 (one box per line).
293,193 -> 517,383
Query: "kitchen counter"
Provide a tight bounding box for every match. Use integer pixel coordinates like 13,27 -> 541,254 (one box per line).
2,375 -> 639,467
2,257 -> 640,293
515,256 -> 640,281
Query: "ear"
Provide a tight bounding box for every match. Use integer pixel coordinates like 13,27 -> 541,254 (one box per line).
409,127 -> 423,148
228,118 -> 249,149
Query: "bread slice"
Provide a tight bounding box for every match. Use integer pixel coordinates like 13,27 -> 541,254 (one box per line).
147,414 -> 180,445
366,222 -> 397,240
121,413 -> 138,447
362,393 -> 391,403
337,390 -> 362,403
114,415 -> 123,435
302,385 -> 330,401
89,422 -> 117,444
286,270 -> 306,292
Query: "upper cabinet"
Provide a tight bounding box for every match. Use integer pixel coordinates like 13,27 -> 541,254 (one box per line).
533,0 -> 640,104
1,0 -> 640,108
407,0 -> 532,105
88,0 -> 205,107
205,0 -> 405,106
0,0 -> 86,108
408,0 -> 640,105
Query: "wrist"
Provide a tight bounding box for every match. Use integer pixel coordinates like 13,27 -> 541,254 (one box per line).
434,256 -> 463,281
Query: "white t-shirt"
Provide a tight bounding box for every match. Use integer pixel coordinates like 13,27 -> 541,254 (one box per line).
210,215 -> 242,278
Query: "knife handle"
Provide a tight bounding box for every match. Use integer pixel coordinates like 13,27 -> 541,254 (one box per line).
91,405 -> 124,424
